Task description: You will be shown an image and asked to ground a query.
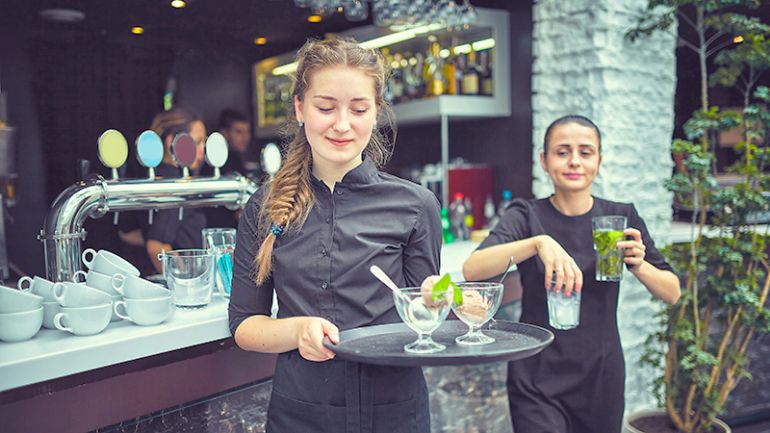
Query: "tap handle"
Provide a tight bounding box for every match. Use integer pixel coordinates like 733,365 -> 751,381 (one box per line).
77,159 -> 91,181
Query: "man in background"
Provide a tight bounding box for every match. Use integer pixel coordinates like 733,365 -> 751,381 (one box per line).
218,108 -> 251,175
203,108 -> 255,228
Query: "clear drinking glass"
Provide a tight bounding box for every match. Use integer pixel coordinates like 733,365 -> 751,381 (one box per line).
547,287 -> 581,330
159,249 -> 215,309
451,282 -> 504,345
592,215 -> 627,281
202,228 -> 236,298
393,286 -> 453,354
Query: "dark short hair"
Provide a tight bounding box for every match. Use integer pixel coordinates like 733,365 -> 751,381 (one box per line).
150,108 -> 198,143
543,115 -> 601,153
218,108 -> 249,130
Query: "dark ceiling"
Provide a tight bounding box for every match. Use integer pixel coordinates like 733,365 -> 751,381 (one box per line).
1,0 -> 512,59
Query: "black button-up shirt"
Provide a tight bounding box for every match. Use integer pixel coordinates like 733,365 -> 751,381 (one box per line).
228,158 -> 442,334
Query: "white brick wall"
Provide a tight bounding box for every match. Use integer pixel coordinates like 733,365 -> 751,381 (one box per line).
532,0 -> 677,414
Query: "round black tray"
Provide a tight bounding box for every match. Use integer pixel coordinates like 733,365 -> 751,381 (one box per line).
323,320 -> 553,367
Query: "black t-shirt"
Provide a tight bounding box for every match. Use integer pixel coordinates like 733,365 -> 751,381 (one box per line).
478,196 -> 675,433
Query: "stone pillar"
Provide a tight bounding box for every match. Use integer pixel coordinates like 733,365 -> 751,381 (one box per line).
531,0 -> 677,413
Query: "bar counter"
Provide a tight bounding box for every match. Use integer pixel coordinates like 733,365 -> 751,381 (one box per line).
0,241 -> 480,432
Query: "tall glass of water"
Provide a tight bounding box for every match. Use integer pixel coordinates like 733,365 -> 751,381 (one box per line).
202,228 -> 236,297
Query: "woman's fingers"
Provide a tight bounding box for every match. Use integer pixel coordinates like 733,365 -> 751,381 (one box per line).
553,266 -> 565,293
544,262 -> 554,290
298,318 -> 338,362
541,237 -> 580,293
545,257 -> 581,294
623,228 -> 642,242
568,259 -> 583,295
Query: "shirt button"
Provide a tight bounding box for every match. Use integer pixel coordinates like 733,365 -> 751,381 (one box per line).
336,189 -> 343,195
325,217 -> 331,224
321,281 -> 328,289
321,248 -> 328,256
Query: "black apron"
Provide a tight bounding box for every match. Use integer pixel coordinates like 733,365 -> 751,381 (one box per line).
266,351 -> 430,433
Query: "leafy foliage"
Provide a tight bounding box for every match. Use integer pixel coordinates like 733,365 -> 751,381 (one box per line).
630,2 -> 770,432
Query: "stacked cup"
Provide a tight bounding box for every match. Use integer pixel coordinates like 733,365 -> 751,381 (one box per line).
78,248 -> 142,322
50,248 -> 141,336
0,284 -> 44,342
17,275 -> 59,329
52,281 -> 114,336
72,270 -> 123,322
111,273 -> 173,326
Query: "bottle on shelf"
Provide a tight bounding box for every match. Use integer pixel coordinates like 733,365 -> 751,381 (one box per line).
425,41 -> 444,97
461,46 -> 480,95
449,192 -> 470,241
382,48 -> 395,103
480,49 -> 494,96
442,46 -> 458,95
391,52 -> 405,103
498,190 -> 513,216
407,52 -> 425,100
483,194 -> 496,228
440,208 -> 454,244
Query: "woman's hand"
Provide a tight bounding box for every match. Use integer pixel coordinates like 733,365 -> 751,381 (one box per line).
420,275 -> 442,305
619,228 -> 646,270
296,317 -> 340,362
535,235 -> 582,295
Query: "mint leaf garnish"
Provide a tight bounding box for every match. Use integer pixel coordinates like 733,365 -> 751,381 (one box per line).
431,273 -> 462,306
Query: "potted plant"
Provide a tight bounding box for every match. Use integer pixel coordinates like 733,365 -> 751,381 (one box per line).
625,1 -> 770,432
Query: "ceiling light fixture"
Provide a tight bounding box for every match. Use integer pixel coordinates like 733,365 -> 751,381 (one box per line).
307,15 -> 322,23
254,37 -> 268,45
39,8 -> 86,23
131,26 -> 145,35
272,33 -> 492,76
170,0 -> 187,9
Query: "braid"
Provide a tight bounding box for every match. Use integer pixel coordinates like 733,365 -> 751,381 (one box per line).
254,143 -> 314,284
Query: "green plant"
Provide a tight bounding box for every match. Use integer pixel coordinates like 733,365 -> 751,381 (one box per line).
630,2 -> 770,432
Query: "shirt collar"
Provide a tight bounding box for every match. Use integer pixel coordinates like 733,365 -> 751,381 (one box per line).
340,157 -> 379,184
310,157 -> 379,187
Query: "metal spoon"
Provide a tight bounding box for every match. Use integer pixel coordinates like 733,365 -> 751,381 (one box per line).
488,256 -> 514,330
369,265 -> 433,321
499,256 -> 514,284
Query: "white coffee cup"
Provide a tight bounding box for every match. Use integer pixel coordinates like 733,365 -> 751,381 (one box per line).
0,306 -> 44,342
82,248 -> 140,277
109,294 -> 122,322
42,301 -> 61,329
53,281 -> 113,308
114,295 -> 173,326
72,270 -> 120,296
111,274 -> 169,299
0,285 -> 44,313
53,303 -> 113,336
18,276 -> 58,302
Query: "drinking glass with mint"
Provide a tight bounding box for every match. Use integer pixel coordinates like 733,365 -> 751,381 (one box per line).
592,215 -> 627,281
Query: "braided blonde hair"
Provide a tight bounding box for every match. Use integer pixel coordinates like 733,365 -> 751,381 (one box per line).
254,37 -> 396,284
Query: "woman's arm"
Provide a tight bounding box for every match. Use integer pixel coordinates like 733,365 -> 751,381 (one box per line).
228,192 -> 340,362
234,315 -> 339,361
146,239 -> 172,274
464,234 -> 583,294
